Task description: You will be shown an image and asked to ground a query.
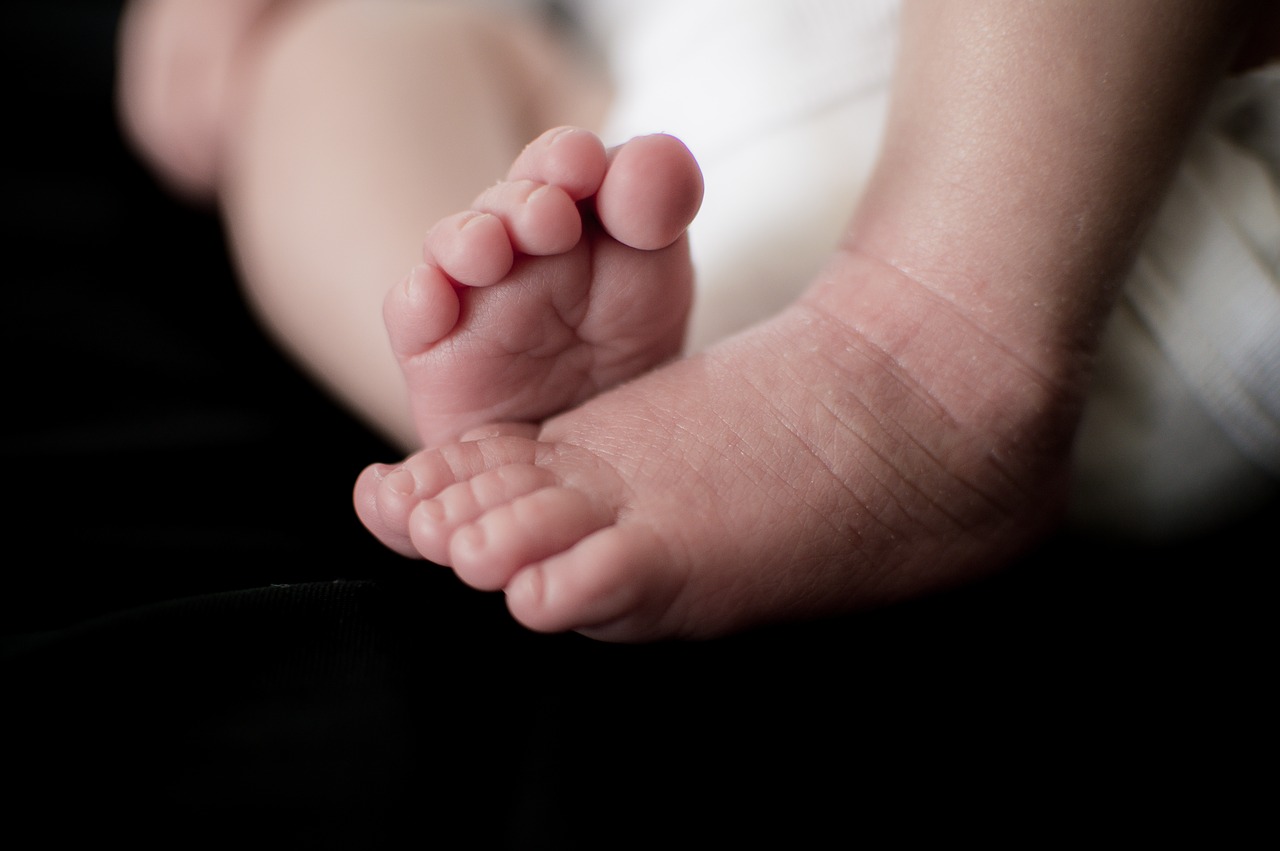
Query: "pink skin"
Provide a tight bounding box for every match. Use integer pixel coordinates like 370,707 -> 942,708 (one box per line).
355,127 -> 1071,642
118,1 -> 1262,645
388,127 -> 702,449
117,0 -> 282,200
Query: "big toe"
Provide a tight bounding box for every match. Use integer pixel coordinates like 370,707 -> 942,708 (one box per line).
596,134 -> 704,250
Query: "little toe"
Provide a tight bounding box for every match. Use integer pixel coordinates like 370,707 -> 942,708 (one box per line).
472,179 -> 582,256
358,439 -> 543,563
353,463 -> 422,559
383,263 -> 461,360
508,126 -> 609,201
423,211 -> 513,287
597,134 -> 704,250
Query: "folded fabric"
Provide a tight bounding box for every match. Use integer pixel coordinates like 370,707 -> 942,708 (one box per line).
1072,66 -> 1280,537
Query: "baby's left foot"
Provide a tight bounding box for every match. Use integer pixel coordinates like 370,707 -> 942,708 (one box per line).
390,126 -> 703,448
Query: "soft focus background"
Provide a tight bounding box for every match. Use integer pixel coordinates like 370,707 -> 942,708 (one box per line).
3,3 -> 1271,846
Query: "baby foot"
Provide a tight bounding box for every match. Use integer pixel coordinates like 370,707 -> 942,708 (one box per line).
389,126 -> 703,448
356,250 -> 1077,641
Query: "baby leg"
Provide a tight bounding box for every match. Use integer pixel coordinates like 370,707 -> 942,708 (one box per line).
117,0 -> 281,200
120,0 -> 610,448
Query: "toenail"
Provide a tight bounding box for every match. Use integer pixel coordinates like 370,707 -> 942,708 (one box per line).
507,567 -> 542,606
404,264 -> 429,298
548,126 -> 579,146
420,499 -> 445,521
455,524 -> 485,556
460,211 -> 493,230
384,469 -> 417,496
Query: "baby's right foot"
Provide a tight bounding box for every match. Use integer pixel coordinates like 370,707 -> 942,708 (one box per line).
388,126 -> 703,448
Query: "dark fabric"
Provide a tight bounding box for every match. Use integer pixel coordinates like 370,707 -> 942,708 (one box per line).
3,3 -> 1270,846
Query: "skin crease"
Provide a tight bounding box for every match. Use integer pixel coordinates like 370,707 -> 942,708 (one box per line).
119,0 -> 1274,641
354,0 -> 1265,640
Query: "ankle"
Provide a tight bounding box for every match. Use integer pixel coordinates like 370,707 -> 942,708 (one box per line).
800,246 -> 1085,483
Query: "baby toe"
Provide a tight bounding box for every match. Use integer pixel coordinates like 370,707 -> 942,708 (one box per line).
406,463 -> 555,564
505,525 -> 678,640
424,211 -> 513,287
508,126 -> 608,201
448,486 -> 615,591
353,463 -> 423,559
473,179 -> 582,256
597,133 -> 703,250
384,263 -> 461,359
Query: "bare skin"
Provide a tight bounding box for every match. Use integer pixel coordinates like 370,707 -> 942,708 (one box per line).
354,126 -> 1073,640
119,1 -> 1271,641
355,1 -> 1259,641
390,126 -> 701,448
117,0 -> 280,201
119,0 -> 611,449
356,249 -> 1072,641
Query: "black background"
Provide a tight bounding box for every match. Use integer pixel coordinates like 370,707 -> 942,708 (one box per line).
3,3 -> 1271,846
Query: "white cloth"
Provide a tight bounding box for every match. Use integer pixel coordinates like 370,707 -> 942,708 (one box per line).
568,1 -> 1280,538
575,0 -> 899,349
1071,67 -> 1280,537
